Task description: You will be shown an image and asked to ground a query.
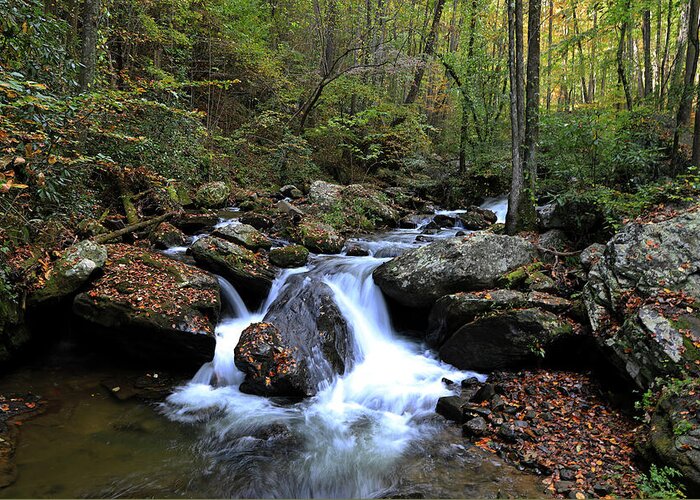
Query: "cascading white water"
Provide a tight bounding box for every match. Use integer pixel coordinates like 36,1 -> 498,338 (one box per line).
164,255 -> 482,498
162,197 -> 506,497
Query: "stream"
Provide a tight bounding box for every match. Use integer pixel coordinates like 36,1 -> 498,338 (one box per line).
0,196 -> 544,498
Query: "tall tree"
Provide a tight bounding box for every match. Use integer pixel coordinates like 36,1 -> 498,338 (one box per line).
405,0 -> 447,104
524,0 -> 542,201
642,8 -> 653,97
79,0 -> 100,91
505,0 -> 525,235
672,0 -> 700,167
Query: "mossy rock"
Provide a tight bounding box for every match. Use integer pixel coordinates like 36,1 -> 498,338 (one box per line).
269,245 -> 309,268
213,223 -> 272,251
30,240 -> 108,306
293,219 -> 344,254
151,222 -> 187,249
194,181 -> 230,209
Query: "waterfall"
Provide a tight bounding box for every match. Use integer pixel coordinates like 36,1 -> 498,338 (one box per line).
163,222 -> 487,498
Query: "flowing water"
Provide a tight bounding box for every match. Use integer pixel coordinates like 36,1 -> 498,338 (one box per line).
0,196 -> 545,498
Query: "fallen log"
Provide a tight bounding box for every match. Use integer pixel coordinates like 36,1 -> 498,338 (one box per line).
93,212 -> 173,244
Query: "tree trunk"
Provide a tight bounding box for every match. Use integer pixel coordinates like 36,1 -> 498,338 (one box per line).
546,0 -> 553,110
506,0 -> 524,235
617,1 -> 634,111
693,91 -> 700,165
571,1 -> 589,103
79,0 -> 100,91
643,9 -> 653,97
405,0 -> 447,104
515,0 -> 525,144
672,0 -> 700,168
522,0 -> 541,228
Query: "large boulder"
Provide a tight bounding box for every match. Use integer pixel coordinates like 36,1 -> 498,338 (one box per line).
438,308 -> 574,371
172,210 -> 220,234
583,209 -> 700,388
427,290 -> 527,347
189,236 -> 276,298
72,244 -> 220,366
234,278 -> 353,397
342,184 -> 400,227
373,233 -> 537,308
213,223 -> 272,251
29,240 -> 108,306
194,181 -> 230,209
308,180 -> 343,209
457,207 -> 497,230
292,219 -> 345,254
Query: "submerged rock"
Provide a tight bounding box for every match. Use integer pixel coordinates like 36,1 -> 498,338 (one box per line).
72,244 -> 220,367
438,308 -> 573,371
189,236 -> 276,298
235,278 -> 353,397
373,233 -> 537,308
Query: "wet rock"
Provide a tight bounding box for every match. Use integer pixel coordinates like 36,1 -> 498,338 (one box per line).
497,424 -> 518,442
559,468 -> 576,481
235,278 -> 353,397
213,223 -> 272,251
239,213 -> 273,230
30,240 -> 108,306
194,181 -> 230,208
280,184 -> 303,199
72,244 -> 220,366
399,214 -> 424,229
555,481 -> 576,494
439,308 -> 573,371
427,290 -> 527,346
269,245 -> 309,268
593,483 -> 611,496
458,207 -> 497,230
373,233 -> 537,308
151,222 -> 187,249
292,219 -> 344,254
101,372 -> 177,401
472,383 -> 496,403
345,245 -> 369,257
173,210 -> 220,234
436,396 -> 464,422
463,416 -> 488,437
189,236 -> 276,298
433,214 -> 456,228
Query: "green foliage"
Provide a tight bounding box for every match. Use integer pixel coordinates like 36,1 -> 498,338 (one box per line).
539,107 -> 671,194
0,0 -> 78,90
637,465 -> 686,499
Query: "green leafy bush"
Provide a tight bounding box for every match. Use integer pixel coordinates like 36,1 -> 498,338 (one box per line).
637,465 -> 686,499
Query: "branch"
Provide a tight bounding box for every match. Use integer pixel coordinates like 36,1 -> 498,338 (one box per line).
93,213 -> 173,244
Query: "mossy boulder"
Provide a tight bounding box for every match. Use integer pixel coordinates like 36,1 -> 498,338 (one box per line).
269,245 -> 309,268
172,210 -> 220,234
30,240 -> 108,306
72,244 -> 220,367
649,380 -> 700,492
213,223 -> 272,251
194,181 -> 230,209
151,222 -> 187,249
189,236 -> 276,299
438,308 -> 574,371
373,233 -> 537,308
292,219 -> 345,254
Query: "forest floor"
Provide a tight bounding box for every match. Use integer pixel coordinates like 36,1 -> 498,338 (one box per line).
461,370 -> 641,498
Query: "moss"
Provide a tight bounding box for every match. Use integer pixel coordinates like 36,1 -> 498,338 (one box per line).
499,262 -> 545,289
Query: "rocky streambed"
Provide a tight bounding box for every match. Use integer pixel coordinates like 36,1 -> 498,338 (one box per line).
0,181 -> 698,498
